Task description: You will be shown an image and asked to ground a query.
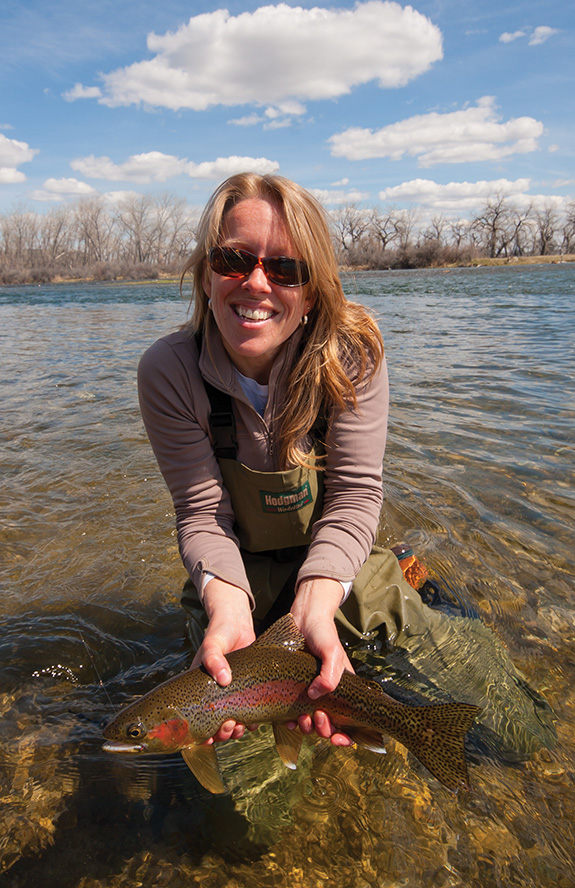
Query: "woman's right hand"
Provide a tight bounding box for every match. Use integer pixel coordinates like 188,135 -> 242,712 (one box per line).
191,577 -> 256,743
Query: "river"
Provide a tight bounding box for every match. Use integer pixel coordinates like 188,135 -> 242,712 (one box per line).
1,264 -> 574,887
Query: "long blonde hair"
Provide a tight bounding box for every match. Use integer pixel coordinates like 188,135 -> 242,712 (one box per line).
181,173 -> 384,469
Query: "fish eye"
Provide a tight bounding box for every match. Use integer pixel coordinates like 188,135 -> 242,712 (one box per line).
127,722 -> 144,740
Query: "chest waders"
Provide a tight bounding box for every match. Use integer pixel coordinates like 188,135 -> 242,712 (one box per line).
182,376 -> 439,647
182,373 -> 556,760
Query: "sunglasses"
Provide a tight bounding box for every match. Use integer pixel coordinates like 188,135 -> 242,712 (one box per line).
208,246 -> 309,287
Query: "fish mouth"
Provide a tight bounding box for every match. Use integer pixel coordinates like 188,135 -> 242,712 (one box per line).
102,740 -> 145,754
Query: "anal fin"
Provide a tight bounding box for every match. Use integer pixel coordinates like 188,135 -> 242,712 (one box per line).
273,723 -> 303,769
181,744 -> 227,794
345,727 -> 387,754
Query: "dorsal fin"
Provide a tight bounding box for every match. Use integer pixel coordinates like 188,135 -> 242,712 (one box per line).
253,614 -> 307,652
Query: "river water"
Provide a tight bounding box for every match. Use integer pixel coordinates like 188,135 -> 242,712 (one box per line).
1,264 -> 574,887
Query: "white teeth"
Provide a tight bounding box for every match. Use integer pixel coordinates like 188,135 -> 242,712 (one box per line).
235,305 -> 273,321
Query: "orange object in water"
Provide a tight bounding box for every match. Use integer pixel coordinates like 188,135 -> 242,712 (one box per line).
391,543 -> 428,590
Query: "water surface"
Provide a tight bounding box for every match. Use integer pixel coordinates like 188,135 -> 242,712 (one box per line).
1,265 -> 574,886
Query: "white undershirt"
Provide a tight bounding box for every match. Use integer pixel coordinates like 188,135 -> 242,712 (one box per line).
236,369 -> 268,415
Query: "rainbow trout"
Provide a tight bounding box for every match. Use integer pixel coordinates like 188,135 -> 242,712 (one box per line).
103,614 -> 480,793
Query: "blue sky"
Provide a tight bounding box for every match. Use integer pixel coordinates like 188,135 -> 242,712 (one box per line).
1,0 -> 573,220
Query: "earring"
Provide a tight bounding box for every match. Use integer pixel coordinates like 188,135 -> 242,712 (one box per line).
301,314 -> 308,326
208,298 -> 212,310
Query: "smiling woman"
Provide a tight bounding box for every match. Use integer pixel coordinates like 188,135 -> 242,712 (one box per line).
137,171 -> 389,746
203,200 -> 312,383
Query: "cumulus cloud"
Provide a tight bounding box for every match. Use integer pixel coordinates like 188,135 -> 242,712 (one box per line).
328,96 -> 543,165
378,177 -> 532,211
30,177 -> 98,202
310,187 -> 370,206
185,156 -> 279,179
70,151 -> 279,183
529,26 -> 559,45
0,133 -> 39,184
71,151 -> 189,183
499,30 -> 526,43
66,1 -> 442,120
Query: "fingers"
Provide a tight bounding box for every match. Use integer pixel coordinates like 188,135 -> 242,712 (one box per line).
295,711 -> 354,747
307,647 -> 354,700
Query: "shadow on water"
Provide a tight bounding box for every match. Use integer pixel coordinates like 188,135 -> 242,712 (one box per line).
1,267 -> 575,886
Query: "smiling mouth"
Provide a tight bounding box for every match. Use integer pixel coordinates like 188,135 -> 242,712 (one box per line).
233,305 -> 275,321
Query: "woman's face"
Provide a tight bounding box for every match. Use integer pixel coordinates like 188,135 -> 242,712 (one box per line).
207,198 -> 312,384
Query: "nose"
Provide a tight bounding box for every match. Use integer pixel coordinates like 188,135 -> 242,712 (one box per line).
242,262 -> 271,293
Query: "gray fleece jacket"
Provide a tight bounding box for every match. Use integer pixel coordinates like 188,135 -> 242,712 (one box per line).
137,321 -> 389,605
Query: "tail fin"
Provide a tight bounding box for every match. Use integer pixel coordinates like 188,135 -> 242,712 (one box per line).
390,701 -> 481,790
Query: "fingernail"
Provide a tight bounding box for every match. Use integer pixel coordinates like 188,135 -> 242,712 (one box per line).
308,687 -> 321,700
216,668 -> 231,686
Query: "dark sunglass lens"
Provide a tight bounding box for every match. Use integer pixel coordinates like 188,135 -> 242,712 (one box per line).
266,257 -> 309,286
210,247 -> 255,277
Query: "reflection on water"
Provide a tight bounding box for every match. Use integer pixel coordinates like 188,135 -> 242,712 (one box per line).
1,267 -> 574,886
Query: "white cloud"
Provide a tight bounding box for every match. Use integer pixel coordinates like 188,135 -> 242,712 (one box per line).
70,151 -> 279,184
63,83 -> 103,101
67,2 -> 442,117
71,151 -> 189,183
529,26 -> 559,46
378,177 -> 532,211
185,156 -> 279,179
0,168 -> 26,184
311,187 -> 370,206
30,177 -> 98,202
329,96 -> 543,165
228,114 -> 265,127
499,26 -> 559,46
499,30 -> 526,43
0,133 -> 39,183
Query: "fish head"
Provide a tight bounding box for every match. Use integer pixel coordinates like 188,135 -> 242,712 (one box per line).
102,697 -> 195,755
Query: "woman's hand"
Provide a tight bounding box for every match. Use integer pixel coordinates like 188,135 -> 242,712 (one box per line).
289,577 -> 355,748
191,577 -> 256,743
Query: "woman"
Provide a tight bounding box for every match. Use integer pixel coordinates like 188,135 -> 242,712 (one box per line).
138,172 -> 389,745
138,172 -> 555,761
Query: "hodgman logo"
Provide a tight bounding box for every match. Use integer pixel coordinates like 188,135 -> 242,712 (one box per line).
260,482 -> 313,514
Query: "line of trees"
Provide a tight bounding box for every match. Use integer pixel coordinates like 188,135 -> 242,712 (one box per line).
332,196 -> 575,269
0,193 -> 199,285
1,192 -> 574,285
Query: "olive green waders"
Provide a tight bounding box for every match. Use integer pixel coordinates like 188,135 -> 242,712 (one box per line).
182,373 -> 555,758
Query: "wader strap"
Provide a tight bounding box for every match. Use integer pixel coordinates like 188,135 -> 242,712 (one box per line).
195,332 -> 237,459
204,379 -> 238,459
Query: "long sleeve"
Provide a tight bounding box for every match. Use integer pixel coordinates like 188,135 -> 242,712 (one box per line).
137,335 -> 252,601
297,356 -> 389,585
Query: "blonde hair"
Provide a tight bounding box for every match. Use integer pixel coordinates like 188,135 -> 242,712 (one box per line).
181,172 -> 384,469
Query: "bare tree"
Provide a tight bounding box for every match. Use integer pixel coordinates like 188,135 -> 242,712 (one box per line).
420,214 -> 447,245
369,206 -> 400,252
74,197 -> 117,264
394,208 -> 418,251
330,204 -> 372,256
562,201 -> 575,254
533,205 -> 559,256
0,204 -> 40,269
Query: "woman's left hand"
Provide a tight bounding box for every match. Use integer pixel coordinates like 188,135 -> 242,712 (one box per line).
289,577 -> 355,747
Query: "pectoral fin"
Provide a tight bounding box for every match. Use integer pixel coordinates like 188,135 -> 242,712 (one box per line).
181,744 -> 227,794
344,727 -> 387,754
273,724 -> 303,769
